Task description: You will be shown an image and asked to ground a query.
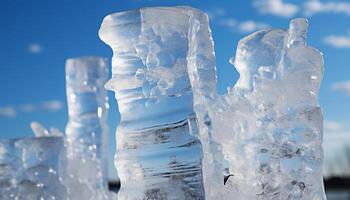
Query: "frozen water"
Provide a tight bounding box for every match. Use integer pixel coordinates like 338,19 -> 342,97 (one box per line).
0,136 -> 67,200
25,57 -> 114,199
189,18 -> 326,199
30,122 -> 50,137
99,6 -> 212,200
0,6 -> 327,200
30,121 -> 64,137
65,56 -> 115,200
99,5 -> 325,200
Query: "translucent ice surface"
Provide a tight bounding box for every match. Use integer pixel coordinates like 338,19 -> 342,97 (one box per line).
30,121 -> 63,137
99,5 -> 325,199
0,137 -> 67,200
189,18 -> 326,200
65,56 -> 115,200
99,6 -> 213,200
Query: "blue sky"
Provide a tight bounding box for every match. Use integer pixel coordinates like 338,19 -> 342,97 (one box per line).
0,0 -> 350,179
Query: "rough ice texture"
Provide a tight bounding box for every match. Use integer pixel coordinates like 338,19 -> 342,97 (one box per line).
0,137 -> 67,200
186,9 -> 225,200
189,18 -> 326,199
99,5 -> 326,200
99,6 -> 214,200
64,56 -> 115,200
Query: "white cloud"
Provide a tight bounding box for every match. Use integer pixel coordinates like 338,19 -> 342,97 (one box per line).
20,104 -> 36,112
0,106 -> 16,118
208,7 -> 269,34
304,0 -> 350,16
238,20 -> 269,33
218,18 -> 237,28
19,100 -> 64,113
206,7 -> 227,21
28,43 -> 42,54
324,120 -> 343,132
331,81 -> 350,94
253,0 -> 299,18
219,18 -> 269,33
324,32 -> 350,48
0,100 -> 63,118
323,121 -> 343,131
40,100 -> 63,112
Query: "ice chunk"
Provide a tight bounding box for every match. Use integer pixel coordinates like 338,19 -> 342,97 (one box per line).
30,121 -> 49,137
99,6 -> 215,200
0,137 -> 67,200
49,127 -> 64,137
30,121 -> 63,137
64,56 -> 115,200
186,8 -> 225,199
189,18 -> 326,199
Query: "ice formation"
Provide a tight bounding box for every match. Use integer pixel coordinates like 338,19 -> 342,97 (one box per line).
99,6 -> 213,200
189,18 -> 326,199
0,136 -> 67,200
100,5 -> 326,200
30,121 -> 64,137
64,56 -> 115,199
0,5 -> 326,200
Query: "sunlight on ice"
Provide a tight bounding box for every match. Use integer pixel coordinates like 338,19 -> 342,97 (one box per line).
98,5 -> 326,199
64,56 -> 116,200
99,7 -> 209,200
189,18 -> 327,199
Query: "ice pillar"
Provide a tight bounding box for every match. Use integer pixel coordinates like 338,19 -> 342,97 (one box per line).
99,6 -> 216,200
65,56 -> 111,199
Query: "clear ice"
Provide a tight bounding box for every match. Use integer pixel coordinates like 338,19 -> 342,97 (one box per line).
189,18 -> 326,199
30,121 -> 64,137
64,56 -> 115,200
0,6 -> 327,200
99,5 -> 326,200
0,136 -> 67,200
99,6 -> 211,200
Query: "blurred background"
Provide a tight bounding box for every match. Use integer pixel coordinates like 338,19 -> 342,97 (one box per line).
0,0 -> 349,198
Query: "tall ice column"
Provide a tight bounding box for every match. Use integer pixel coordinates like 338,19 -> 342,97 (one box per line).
99,6 -> 213,200
65,56 -> 112,199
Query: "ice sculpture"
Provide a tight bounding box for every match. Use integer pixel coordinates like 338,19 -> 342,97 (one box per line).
65,56 -> 114,199
0,136 -> 67,200
98,5 -> 325,199
98,6 -> 216,199
189,18 -> 326,199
